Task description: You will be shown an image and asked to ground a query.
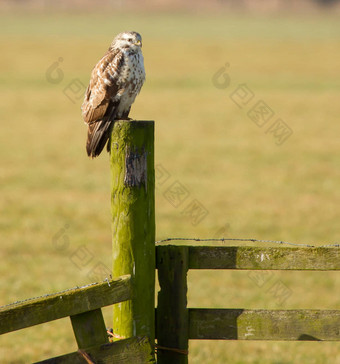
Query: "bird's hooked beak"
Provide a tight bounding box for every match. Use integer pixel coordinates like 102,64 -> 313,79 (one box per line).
135,40 -> 142,47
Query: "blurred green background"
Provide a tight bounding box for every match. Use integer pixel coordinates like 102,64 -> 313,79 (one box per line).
0,1 -> 340,363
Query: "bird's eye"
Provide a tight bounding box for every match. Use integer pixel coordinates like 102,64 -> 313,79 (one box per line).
128,38 -> 133,42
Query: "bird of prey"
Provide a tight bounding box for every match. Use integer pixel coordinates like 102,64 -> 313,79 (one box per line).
81,31 -> 145,158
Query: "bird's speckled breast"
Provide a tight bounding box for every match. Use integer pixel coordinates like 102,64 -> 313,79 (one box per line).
115,49 -> 145,118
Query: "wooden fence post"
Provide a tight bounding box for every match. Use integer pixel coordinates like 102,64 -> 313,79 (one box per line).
157,245 -> 189,364
110,120 -> 155,345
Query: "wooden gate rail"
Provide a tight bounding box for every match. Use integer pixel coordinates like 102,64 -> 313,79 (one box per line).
187,246 -> 340,270
36,336 -> 154,364
189,308 -> 340,341
156,245 -> 340,364
0,275 -> 131,335
0,274 -> 154,363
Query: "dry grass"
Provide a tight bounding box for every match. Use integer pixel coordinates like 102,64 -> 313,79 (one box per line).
0,11 -> 340,363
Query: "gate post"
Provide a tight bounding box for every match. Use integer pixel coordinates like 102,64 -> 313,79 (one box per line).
157,245 -> 189,364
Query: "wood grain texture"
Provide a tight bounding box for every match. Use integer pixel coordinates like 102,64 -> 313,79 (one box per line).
111,120 -> 155,343
34,336 -> 155,364
0,275 -> 131,335
186,246 -> 340,270
189,309 -> 340,341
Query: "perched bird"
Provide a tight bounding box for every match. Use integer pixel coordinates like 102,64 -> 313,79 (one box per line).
81,31 -> 145,158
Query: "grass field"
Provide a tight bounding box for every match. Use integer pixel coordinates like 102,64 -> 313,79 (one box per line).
1,10 -> 340,363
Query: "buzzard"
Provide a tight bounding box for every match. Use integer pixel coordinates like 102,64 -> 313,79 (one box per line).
81,31 -> 145,158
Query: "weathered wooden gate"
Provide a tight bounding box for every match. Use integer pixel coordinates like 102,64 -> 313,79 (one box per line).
156,245 -> 340,363
1,121 -> 339,363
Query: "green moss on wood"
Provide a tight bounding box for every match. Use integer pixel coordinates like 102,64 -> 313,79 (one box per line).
110,120 -> 155,343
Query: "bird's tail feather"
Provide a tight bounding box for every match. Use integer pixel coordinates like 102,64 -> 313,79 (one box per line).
86,119 -> 113,158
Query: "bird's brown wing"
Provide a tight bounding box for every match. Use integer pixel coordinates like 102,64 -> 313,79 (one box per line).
82,48 -> 123,124
81,49 -> 124,157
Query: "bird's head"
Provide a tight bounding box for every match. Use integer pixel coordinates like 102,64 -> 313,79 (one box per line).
110,31 -> 143,52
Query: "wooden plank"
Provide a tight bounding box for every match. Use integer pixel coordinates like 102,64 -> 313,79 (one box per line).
0,275 -> 131,335
111,120 -> 155,343
187,246 -> 340,270
189,308 -> 340,341
34,336 -> 155,364
70,308 -> 108,348
156,246 -> 189,364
